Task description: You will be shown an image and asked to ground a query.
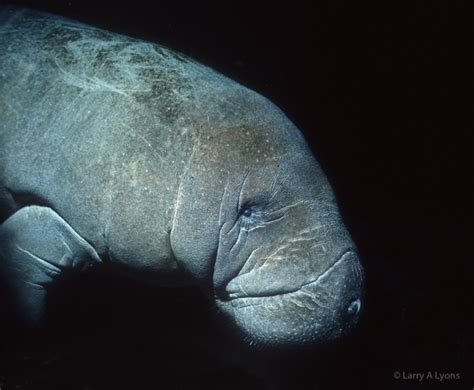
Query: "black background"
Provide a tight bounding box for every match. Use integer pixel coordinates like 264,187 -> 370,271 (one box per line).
0,1 -> 471,389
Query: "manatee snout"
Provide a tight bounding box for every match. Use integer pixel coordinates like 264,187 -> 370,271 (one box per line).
310,250 -> 364,328
215,248 -> 364,348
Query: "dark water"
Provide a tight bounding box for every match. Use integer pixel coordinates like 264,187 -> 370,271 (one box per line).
0,1 -> 471,389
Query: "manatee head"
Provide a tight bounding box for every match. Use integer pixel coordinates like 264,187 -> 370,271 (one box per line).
170,90 -> 364,348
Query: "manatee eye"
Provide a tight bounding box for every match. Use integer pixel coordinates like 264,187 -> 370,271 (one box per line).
238,205 -> 258,224
242,208 -> 253,218
238,203 -> 266,229
238,204 -> 268,231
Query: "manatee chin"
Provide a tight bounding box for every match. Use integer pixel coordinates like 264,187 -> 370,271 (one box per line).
215,251 -> 364,348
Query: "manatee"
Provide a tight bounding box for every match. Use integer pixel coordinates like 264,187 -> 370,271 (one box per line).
0,6 -> 364,347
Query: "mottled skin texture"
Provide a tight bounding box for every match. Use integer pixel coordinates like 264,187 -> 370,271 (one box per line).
0,7 -> 364,347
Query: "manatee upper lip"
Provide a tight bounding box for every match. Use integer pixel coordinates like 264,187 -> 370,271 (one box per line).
221,249 -> 355,301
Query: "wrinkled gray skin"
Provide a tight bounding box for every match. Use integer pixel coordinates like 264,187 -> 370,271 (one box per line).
0,7 -> 364,347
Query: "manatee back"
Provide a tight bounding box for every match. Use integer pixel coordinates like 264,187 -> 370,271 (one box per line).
0,6 -> 232,270
0,6 -> 299,276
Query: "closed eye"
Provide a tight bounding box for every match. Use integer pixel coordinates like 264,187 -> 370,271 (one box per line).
242,208 -> 253,218
237,205 -> 262,228
238,204 -> 287,232
239,207 -> 260,222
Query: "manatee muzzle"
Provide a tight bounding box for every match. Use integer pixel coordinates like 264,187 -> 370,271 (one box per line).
215,250 -> 364,346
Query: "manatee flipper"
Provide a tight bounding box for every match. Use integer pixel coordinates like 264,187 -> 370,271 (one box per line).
0,205 -> 101,325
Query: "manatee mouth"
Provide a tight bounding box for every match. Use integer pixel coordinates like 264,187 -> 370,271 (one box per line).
223,249 -> 356,301
215,249 -> 364,347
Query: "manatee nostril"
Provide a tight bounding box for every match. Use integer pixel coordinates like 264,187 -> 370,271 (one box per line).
347,298 -> 361,316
